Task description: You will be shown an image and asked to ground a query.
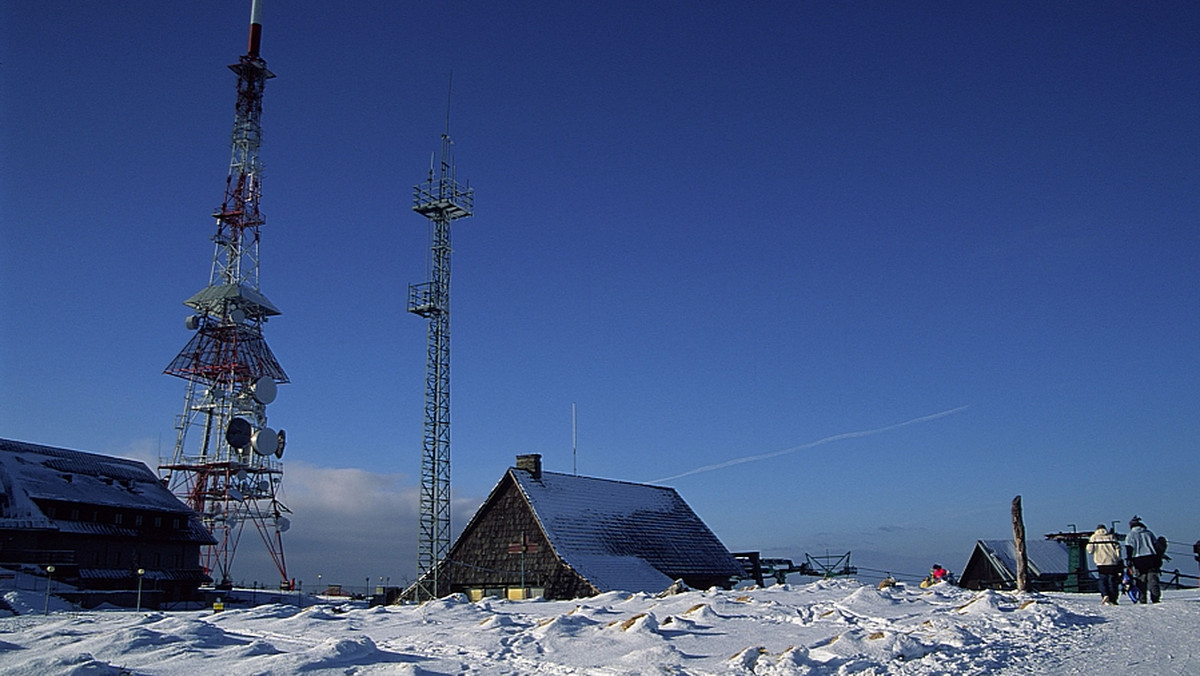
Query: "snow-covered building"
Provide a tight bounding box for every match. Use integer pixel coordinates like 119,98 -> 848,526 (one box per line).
958,538 -> 1080,591
420,454 -> 744,601
0,438 -> 214,606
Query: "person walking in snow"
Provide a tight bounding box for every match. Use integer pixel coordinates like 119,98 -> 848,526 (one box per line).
1124,516 -> 1162,604
1087,524 -> 1123,605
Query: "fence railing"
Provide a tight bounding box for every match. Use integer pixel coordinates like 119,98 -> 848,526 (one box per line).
1160,568 -> 1199,590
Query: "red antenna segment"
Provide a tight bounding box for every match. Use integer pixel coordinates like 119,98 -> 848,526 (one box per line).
247,0 -> 264,57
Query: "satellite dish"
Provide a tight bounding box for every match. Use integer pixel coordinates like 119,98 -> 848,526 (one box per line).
277,516 -> 291,533
225,417 -> 252,449
252,376 -> 277,404
275,429 -> 286,458
252,427 -> 278,456
237,469 -> 249,482
185,315 -> 201,330
228,488 -> 244,502
257,480 -> 270,494
229,308 -> 246,324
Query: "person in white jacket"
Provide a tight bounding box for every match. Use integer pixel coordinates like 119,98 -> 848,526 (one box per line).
1087,525 -> 1123,605
1124,516 -> 1161,604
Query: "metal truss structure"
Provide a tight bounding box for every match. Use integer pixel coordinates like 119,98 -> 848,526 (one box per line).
408,129 -> 473,600
160,0 -> 291,589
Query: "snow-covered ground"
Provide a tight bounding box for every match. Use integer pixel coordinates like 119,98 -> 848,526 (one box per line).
2,579 -> 1197,675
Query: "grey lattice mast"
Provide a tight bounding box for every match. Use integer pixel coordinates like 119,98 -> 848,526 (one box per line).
408,109 -> 473,600
160,0 -> 291,589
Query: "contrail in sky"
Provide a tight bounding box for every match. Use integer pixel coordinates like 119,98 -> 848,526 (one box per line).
651,405 -> 970,483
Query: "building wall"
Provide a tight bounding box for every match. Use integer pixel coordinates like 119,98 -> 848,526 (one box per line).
446,475 -> 594,600
1,502 -> 208,604
958,547 -> 1008,590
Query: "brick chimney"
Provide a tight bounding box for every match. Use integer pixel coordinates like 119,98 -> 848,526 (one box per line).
515,454 -> 542,480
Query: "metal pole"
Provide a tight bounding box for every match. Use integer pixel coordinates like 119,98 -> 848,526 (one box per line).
136,569 -> 145,611
44,565 -> 55,615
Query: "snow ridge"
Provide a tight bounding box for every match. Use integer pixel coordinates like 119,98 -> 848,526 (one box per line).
2,580 -> 1198,674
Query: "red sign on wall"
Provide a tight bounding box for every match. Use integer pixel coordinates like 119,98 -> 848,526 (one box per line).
508,533 -> 539,555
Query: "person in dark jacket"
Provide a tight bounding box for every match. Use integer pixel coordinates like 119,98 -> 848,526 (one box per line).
1087,525 -> 1123,605
1124,516 -> 1161,604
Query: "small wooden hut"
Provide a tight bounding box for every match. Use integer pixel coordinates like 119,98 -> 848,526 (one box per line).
958,538 -> 1077,591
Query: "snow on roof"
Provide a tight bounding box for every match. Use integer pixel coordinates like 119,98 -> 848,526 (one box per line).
0,438 -> 195,520
567,555 -> 675,594
510,468 -> 743,593
183,282 -> 281,317
976,539 -> 1071,581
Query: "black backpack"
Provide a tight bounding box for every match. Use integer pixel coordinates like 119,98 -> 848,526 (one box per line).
1155,536 -> 1169,561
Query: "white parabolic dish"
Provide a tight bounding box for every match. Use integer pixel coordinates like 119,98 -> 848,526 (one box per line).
252,427 -> 278,456
252,376 -> 277,404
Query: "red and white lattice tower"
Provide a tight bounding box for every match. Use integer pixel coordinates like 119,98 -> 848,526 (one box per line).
160,0 -> 290,589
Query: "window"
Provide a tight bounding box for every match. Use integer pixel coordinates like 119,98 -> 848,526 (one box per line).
70,508 -> 79,520
114,513 -> 123,525
153,516 -> 162,528
134,514 -> 143,527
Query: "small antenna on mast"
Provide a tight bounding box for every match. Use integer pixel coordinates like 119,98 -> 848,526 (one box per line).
444,71 -> 454,137
572,402 -> 578,475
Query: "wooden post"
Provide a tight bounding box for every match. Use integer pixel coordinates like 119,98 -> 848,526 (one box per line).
1011,495 -> 1029,593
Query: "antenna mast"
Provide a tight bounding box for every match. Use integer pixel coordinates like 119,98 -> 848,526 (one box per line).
408,84 -> 473,600
160,0 -> 291,589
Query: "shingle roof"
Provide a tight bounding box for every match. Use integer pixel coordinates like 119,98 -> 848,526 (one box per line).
0,438 -> 210,543
510,468 -> 743,593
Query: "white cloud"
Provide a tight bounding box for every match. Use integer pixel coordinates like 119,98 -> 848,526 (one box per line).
112,442 -> 483,592
235,461 -> 483,591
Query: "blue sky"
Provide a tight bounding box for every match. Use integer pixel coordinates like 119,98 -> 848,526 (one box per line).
3,1 -> 1198,589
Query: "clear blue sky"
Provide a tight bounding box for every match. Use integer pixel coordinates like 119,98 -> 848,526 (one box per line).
3,1 -> 1198,589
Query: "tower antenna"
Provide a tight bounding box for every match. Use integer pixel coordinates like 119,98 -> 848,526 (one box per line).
407,82 -> 474,601
160,0 -> 291,589
445,71 -> 453,137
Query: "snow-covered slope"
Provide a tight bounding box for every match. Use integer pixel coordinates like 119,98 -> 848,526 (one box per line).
1,580 -> 1197,674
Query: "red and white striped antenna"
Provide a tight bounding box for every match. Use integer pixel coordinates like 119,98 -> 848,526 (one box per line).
247,0 -> 264,57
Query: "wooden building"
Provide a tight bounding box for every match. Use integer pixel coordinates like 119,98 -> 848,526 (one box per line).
958,538 -> 1079,591
0,438 -> 215,607
414,454 -> 744,601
